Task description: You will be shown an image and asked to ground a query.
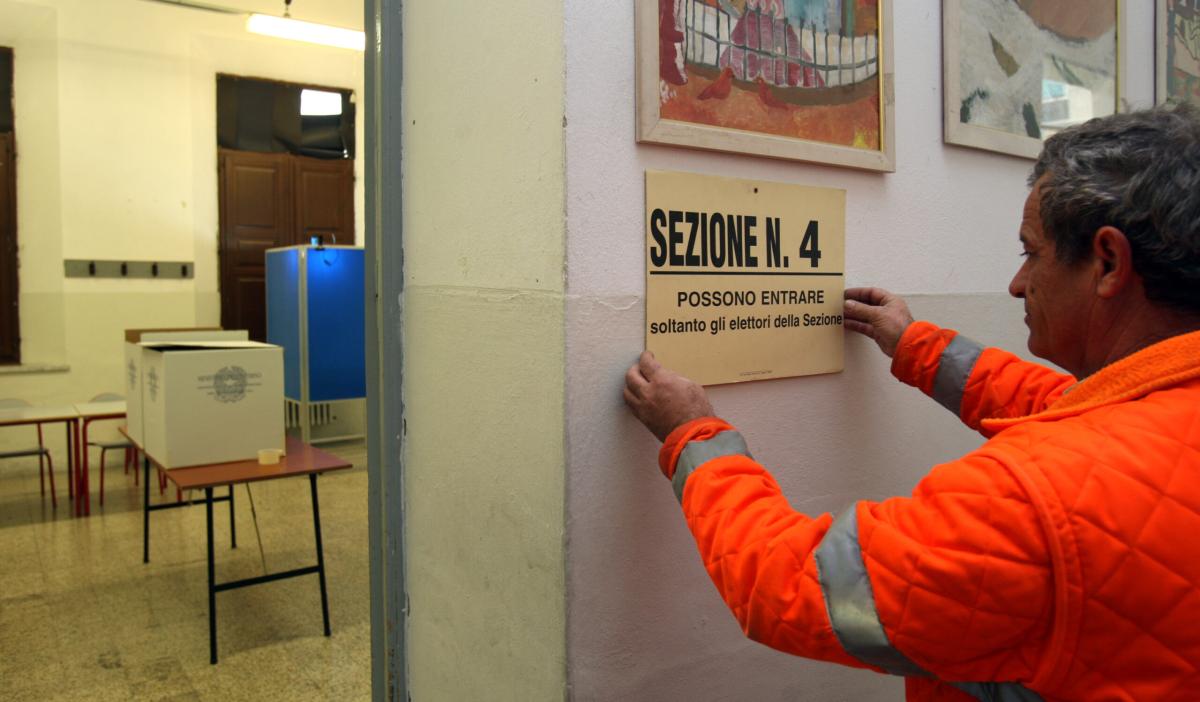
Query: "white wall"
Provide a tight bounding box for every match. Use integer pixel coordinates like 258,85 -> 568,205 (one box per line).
0,0 -> 362,454
564,2 -> 1154,700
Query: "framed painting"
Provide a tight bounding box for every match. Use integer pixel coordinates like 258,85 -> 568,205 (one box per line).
943,0 -> 1124,159
636,0 -> 896,172
1157,1 -> 1200,106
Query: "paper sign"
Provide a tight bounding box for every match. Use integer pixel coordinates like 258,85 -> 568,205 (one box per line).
645,170 -> 845,385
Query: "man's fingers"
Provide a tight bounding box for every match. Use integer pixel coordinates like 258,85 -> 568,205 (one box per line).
622,352 -> 713,442
637,350 -> 663,379
622,386 -> 640,410
843,299 -> 879,324
844,286 -> 871,301
625,362 -> 648,396
845,287 -> 890,307
844,319 -> 875,337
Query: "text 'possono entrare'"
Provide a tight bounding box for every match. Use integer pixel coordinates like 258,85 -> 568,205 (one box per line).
676,289 -> 825,307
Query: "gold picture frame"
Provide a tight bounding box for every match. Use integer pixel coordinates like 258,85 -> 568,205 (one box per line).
1157,1 -> 1200,106
635,0 -> 896,173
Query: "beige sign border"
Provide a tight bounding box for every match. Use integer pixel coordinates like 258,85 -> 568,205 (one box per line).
645,170 -> 846,385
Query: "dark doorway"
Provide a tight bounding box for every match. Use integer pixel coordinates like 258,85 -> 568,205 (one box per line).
0,47 -> 18,365
216,75 -> 355,341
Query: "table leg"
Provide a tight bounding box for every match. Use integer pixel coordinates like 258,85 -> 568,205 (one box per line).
64,422 -> 74,505
229,485 -> 236,549
79,419 -> 89,516
72,420 -> 83,517
142,455 -> 151,563
206,487 -> 217,664
310,473 -> 331,637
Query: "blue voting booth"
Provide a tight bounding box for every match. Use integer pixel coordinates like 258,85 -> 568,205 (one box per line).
265,245 -> 366,443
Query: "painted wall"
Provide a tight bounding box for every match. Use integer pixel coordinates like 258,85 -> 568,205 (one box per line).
400,0 -> 567,699
564,3 -> 1154,700
0,0 -> 362,455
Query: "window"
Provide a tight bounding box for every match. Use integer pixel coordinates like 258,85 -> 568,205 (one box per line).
216,74 -> 355,160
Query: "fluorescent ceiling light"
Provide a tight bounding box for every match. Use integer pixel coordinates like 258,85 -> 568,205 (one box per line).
301,89 -> 343,116
246,14 -> 365,51
141,0 -> 241,14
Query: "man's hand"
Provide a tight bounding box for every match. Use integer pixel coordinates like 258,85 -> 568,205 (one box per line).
844,287 -> 915,358
624,351 -> 714,442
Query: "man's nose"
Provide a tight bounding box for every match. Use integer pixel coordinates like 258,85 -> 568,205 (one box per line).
1008,266 -> 1027,299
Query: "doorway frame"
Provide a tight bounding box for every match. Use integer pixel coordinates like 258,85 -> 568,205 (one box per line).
364,1 -> 407,700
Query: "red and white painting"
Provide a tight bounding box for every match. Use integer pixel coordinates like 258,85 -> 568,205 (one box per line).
657,0 -> 883,150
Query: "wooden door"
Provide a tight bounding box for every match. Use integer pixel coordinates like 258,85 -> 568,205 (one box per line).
0,133 -> 17,364
293,155 -> 354,246
218,149 -> 293,342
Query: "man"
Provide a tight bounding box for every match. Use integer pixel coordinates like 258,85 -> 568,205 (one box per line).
624,105 -> 1200,701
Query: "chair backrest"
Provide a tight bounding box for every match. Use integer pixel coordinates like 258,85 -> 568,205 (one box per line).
90,392 -> 124,402
0,398 -> 42,448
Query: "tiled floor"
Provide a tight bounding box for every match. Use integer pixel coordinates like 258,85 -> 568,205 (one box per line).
0,441 -> 370,701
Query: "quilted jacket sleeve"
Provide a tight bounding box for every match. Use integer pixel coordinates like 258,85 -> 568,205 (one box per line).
661,417 -> 1055,686
890,321 -> 1075,435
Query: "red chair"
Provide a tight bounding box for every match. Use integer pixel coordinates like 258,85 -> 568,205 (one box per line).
0,398 -> 58,508
84,393 -> 180,504
87,393 -> 135,507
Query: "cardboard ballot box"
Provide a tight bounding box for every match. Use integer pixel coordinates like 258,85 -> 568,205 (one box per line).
124,329 -> 249,445
139,341 -> 284,469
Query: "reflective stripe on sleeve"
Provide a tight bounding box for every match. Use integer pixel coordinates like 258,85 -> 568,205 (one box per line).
672,430 -> 751,503
931,334 -> 985,416
952,681 -> 1045,701
814,503 -> 929,677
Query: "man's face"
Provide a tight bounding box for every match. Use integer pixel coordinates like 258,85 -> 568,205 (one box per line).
1008,183 -> 1096,374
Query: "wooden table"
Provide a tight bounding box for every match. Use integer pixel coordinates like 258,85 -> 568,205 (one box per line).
0,405 -> 80,513
73,401 -> 127,516
124,430 -> 352,664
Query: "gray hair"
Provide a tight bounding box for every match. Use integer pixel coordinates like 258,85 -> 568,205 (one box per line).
1031,103 -> 1200,313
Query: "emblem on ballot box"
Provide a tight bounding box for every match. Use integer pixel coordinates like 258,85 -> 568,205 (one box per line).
213,366 -> 247,403
128,359 -> 138,390
147,367 -> 159,402
198,365 -> 262,404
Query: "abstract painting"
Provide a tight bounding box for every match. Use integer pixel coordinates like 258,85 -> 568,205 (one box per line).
943,0 -> 1122,159
1158,1 -> 1200,106
636,0 -> 895,172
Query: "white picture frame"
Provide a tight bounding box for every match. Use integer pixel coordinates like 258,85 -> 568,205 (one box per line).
943,0 -> 1124,159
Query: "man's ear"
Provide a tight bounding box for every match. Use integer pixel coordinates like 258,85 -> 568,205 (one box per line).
1092,226 -> 1135,298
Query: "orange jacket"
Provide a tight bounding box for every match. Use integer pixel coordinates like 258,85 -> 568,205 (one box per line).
660,322 -> 1200,701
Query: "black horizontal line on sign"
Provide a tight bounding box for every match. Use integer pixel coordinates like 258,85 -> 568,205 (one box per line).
649,271 -> 844,276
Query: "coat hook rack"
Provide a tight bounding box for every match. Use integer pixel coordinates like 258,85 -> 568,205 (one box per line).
63,259 -> 196,280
